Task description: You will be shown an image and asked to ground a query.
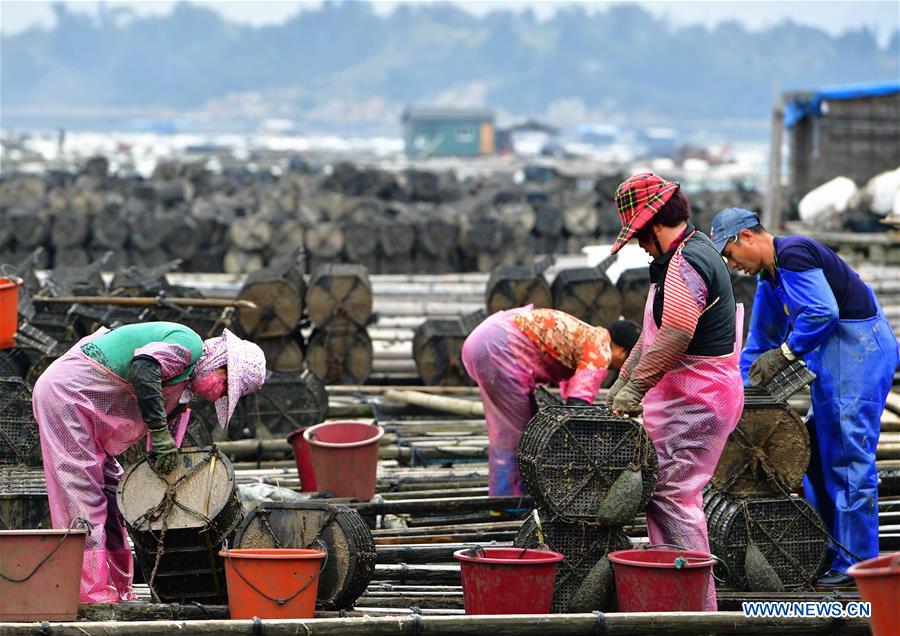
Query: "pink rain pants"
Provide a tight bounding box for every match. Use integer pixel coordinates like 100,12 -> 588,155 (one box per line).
461,307 -> 605,496
32,329 -> 189,603
639,289 -> 744,611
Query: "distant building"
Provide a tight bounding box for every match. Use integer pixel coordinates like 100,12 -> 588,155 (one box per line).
496,119 -> 560,156
637,127 -> 678,158
402,106 -> 495,157
575,123 -> 621,146
782,81 -> 900,202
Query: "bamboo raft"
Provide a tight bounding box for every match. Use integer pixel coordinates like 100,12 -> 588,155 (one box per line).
3,388 -> 898,633
1,265 -> 898,633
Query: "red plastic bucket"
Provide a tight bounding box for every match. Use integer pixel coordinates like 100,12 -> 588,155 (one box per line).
453,547 -> 564,614
287,427 -> 318,491
0,277 -> 21,350
607,548 -> 716,612
0,528 -> 87,621
303,421 -> 384,501
219,547 -> 326,619
847,552 -> 900,636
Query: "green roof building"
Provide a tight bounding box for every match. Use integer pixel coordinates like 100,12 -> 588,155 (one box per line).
402,106 -> 496,157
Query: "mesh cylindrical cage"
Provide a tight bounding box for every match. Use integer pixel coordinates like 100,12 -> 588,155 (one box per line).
234,501 -> 376,610
517,405 -> 657,523
117,447 -> 244,604
711,389 -> 810,497
0,376 -> 42,467
703,487 -> 828,589
232,369 -> 329,439
514,513 -> 632,612
0,466 -> 51,529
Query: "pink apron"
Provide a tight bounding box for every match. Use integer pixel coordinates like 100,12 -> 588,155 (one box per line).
461,307 -> 605,496
33,328 -> 190,603
639,285 -> 744,611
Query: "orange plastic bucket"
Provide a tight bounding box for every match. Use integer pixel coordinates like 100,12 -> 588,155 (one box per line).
0,528 -> 87,621
847,552 -> 900,636
0,277 -> 21,349
219,547 -> 326,619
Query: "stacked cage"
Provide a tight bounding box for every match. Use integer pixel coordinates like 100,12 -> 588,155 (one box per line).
514,404 -> 657,612
117,448 -> 245,604
704,362 -> 828,591
233,501 -> 376,610
0,374 -> 49,530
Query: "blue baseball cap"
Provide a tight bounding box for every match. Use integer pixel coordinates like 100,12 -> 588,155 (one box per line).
709,207 -> 761,253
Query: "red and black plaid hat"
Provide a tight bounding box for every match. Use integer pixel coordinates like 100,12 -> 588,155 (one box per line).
610,172 -> 680,255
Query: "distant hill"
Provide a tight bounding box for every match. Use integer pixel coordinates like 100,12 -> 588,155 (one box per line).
2,1 -> 897,132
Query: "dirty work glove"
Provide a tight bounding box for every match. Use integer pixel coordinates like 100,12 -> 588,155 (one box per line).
612,381 -> 645,417
566,397 -> 591,406
148,425 -> 178,474
749,346 -> 793,388
606,376 -> 628,408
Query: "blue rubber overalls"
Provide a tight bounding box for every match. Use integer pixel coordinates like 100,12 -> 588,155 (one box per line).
741,264 -> 899,573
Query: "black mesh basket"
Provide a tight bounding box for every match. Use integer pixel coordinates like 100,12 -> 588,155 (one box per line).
0,466 -> 51,529
234,501 -> 376,610
118,448 -> 245,604
0,376 -> 41,467
763,360 -> 817,403
514,512 -> 632,612
232,369 -> 328,438
711,389 -> 810,497
518,405 -> 657,524
704,487 -> 827,589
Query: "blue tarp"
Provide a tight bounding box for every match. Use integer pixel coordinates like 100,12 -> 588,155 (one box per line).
784,81 -> 900,128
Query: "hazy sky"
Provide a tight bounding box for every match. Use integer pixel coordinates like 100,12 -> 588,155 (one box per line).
1,0 -> 898,44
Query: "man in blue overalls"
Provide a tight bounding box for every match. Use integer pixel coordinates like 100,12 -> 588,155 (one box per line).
710,208 -> 899,586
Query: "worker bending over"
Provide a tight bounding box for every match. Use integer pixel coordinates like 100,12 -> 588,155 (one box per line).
33,322 -> 266,603
462,307 -> 640,497
607,173 -> 744,612
710,207 -> 899,586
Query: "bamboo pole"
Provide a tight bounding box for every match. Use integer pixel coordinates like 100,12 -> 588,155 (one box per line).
885,392 -> 900,416
31,295 -> 257,309
380,487 -> 488,500
877,443 -> 900,460
373,563 -> 460,583
374,531 -> 519,546
372,520 -> 521,537
763,92 -> 785,229
4,612 -> 870,635
350,595 -> 463,609
327,386 -> 482,395
350,495 -> 531,516
384,389 -> 485,417
376,542 -> 513,564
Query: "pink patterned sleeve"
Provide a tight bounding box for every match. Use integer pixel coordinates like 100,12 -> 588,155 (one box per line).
133,343 -> 195,383
559,368 -> 609,404
629,252 -> 706,392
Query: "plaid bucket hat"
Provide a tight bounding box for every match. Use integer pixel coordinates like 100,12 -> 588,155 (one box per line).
610,172 -> 680,255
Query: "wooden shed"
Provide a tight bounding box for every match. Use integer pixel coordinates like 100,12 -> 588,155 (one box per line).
402,106 -> 495,157
764,81 -> 900,225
